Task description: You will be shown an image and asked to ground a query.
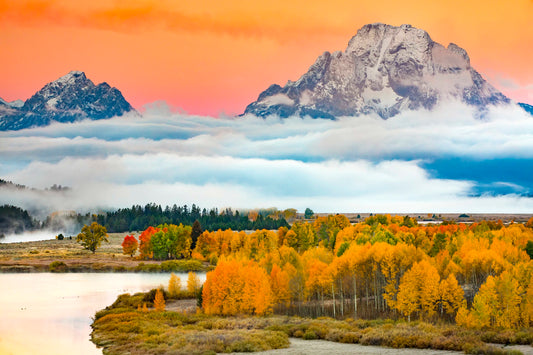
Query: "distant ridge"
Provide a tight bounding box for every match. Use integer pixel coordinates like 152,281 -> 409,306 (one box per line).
0,71 -> 135,131
244,23 -> 513,119
518,102 -> 533,116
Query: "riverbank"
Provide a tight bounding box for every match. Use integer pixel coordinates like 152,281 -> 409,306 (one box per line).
91,292 -> 533,355
0,232 -> 209,273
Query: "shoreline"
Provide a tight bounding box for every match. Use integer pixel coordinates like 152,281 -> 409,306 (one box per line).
0,232 -> 209,273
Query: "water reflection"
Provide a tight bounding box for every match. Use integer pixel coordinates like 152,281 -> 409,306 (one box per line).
0,272 -> 206,355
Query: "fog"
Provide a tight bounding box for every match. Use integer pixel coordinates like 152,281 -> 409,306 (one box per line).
0,230 -> 61,243
1,102 -> 532,214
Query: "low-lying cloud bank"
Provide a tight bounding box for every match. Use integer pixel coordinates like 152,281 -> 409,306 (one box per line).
1,102 -> 532,214
2,102 -> 532,162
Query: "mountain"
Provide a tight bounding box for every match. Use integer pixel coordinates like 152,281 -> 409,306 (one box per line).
244,23 -> 511,119
0,71 -> 134,130
519,102 -> 533,116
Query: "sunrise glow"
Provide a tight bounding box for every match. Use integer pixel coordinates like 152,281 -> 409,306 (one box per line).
0,0 -> 531,116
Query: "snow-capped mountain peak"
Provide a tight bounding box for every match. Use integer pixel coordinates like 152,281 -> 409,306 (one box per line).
244,23 -> 510,119
0,71 -> 134,130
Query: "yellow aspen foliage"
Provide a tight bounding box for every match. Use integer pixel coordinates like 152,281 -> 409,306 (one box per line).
494,271 -> 522,328
396,273 -> 418,322
377,243 -> 422,311
230,231 -> 247,253
455,301 -> 474,327
153,288 -> 165,311
202,258 -> 273,315
396,260 -> 440,321
305,258 -> 328,298
380,244 -> 400,309
302,245 -> 334,265
467,271 -> 523,328
142,302 -> 148,313
524,276 -> 533,326
202,259 -> 240,315
241,261 -> 274,315
168,273 -> 181,297
471,276 -> 497,328
280,261 -> 305,303
434,250 -> 460,279
284,230 -> 298,249
334,225 -> 357,254
245,230 -> 278,259
270,263 -> 291,307
438,274 -> 464,316
277,226 -> 289,246
195,230 -> 216,257
187,271 -> 201,295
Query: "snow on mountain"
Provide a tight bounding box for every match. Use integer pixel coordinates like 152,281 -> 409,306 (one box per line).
0,71 -> 135,131
0,97 -> 24,108
244,23 -> 512,119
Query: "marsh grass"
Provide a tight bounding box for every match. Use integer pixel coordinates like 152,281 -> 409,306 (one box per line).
92,298 -> 290,355
92,293 -> 532,355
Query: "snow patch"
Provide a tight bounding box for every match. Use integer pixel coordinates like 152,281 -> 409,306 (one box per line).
299,90 -> 314,106
362,86 -> 401,107
259,94 -> 294,106
56,71 -> 85,85
8,100 -> 24,108
47,98 -> 59,109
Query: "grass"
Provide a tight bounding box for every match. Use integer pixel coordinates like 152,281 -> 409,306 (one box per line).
92,294 -> 290,355
0,232 -> 209,273
91,293 -> 533,355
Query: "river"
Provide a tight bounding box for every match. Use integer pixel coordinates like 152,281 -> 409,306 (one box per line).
0,272 -> 206,355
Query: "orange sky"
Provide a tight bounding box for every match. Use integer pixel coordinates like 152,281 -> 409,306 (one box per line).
0,0 -> 531,116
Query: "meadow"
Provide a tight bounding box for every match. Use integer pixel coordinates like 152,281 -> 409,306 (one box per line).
0,232 -> 207,273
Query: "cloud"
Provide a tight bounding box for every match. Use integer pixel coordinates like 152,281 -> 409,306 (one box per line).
1,102 -> 532,162
1,102 -> 532,214
0,0 -> 347,41
486,74 -> 533,103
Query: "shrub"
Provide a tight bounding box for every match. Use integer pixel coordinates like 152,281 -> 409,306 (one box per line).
160,259 -> 204,272
303,329 -> 318,340
135,263 -> 161,272
110,293 -> 146,309
209,255 -> 218,266
143,288 -> 169,303
293,330 -> 304,338
340,331 -> 361,343
49,261 -> 68,272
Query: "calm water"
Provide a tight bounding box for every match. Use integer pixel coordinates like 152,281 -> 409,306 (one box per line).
0,272 -> 206,355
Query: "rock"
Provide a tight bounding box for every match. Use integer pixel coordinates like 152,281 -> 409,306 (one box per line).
244,23 -> 511,119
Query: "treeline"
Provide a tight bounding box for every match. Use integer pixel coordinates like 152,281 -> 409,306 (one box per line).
0,203 -> 290,234
0,205 -> 38,235
193,214 -> 533,329
97,203 -> 289,233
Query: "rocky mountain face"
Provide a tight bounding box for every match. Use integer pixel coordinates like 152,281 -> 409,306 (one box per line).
244,23 -> 512,119
0,71 -> 134,130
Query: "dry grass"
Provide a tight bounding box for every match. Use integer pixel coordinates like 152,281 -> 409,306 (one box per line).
0,232 -> 208,273
91,293 -> 532,355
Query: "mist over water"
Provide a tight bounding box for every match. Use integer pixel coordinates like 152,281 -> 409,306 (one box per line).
0,231 -> 62,243
0,273 -> 206,355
